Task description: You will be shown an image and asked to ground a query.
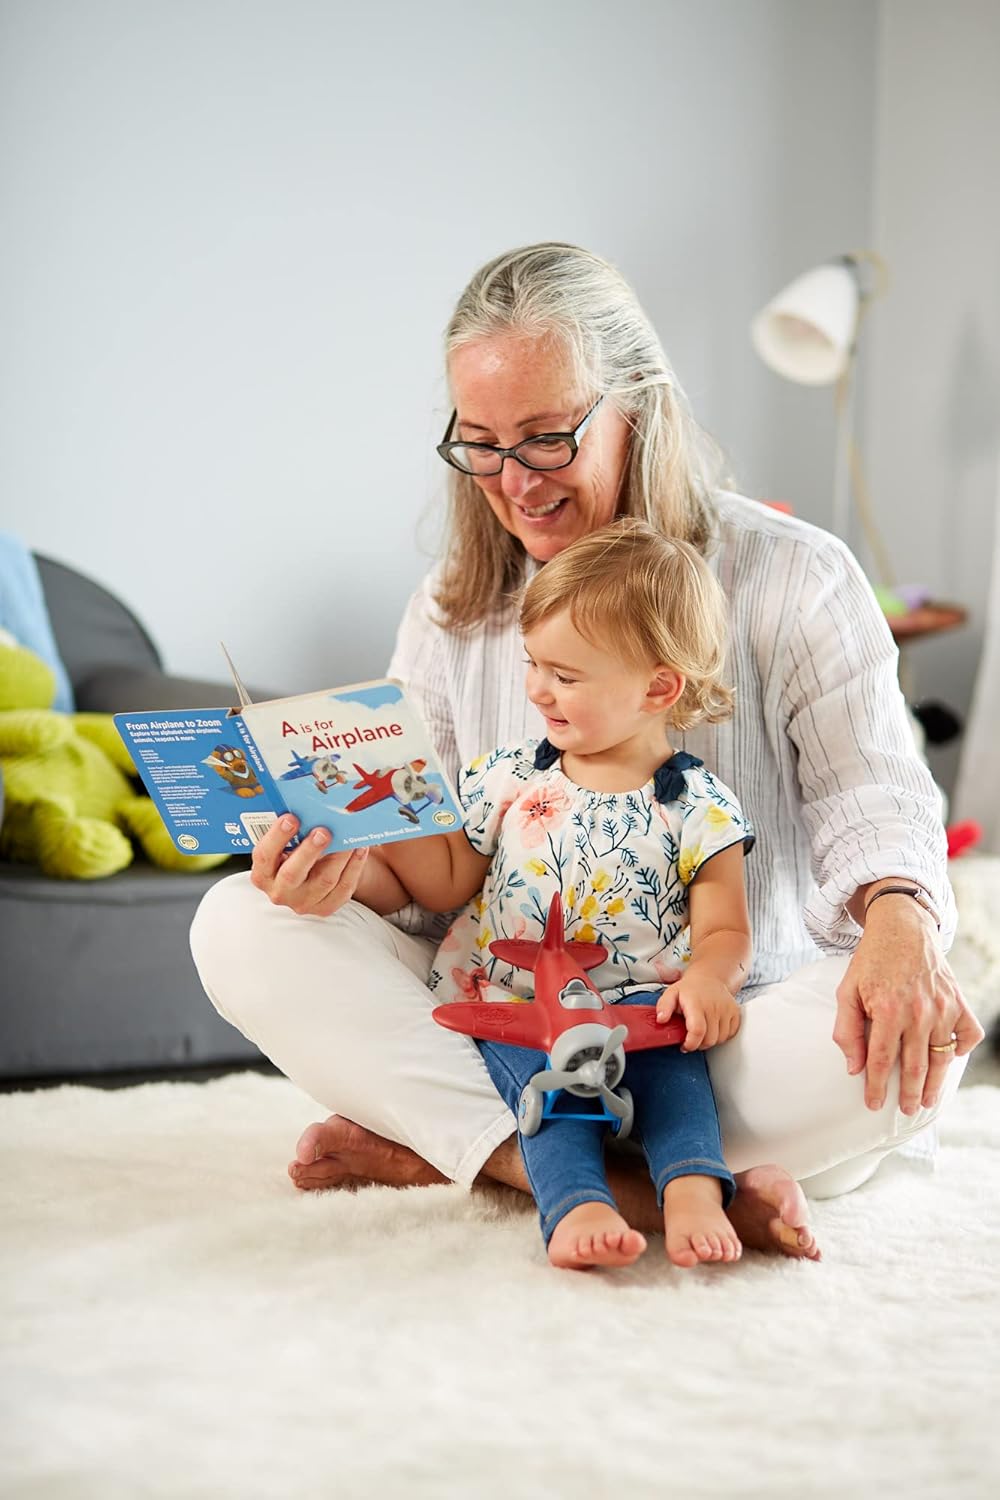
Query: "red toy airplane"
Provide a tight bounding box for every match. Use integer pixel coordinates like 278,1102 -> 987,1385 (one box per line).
432,892 -> 687,1137
345,760 -> 445,825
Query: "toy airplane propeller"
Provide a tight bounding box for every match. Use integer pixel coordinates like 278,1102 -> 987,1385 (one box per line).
432,892 -> 686,1138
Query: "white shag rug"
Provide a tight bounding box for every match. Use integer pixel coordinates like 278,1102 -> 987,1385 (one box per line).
2,1071 -> 999,1499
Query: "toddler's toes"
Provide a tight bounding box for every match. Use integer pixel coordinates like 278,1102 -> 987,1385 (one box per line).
666,1234 -> 700,1268
548,1204 -> 646,1270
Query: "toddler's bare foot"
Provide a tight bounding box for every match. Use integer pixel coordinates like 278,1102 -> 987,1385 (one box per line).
287,1116 -> 449,1192
728,1163 -> 821,1260
548,1202 -> 647,1271
662,1175 -> 742,1267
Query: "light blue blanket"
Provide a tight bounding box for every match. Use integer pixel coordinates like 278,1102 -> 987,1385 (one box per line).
0,532 -> 74,711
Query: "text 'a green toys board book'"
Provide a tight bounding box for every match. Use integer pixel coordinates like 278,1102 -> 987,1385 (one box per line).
114,651 -> 464,858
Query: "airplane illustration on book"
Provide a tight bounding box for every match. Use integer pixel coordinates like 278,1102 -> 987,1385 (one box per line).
432,893 -> 687,1138
345,760 -> 445,825
278,749 -> 349,793
278,749 -> 326,781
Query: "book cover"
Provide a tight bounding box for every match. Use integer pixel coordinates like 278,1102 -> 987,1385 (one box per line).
114,679 -> 463,858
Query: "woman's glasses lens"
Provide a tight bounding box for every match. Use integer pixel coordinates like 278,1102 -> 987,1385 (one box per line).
445,437 -> 575,475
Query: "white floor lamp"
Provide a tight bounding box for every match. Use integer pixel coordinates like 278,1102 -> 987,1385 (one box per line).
751,252 -> 895,586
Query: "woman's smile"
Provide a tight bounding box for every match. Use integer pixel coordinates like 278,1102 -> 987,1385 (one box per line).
515,496 -> 568,521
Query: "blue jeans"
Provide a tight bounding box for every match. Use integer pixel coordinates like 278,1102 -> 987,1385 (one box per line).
478,992 -> 735,1246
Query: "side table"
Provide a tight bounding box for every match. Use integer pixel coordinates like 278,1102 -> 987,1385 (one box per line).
887,603 -> 968,644
886,602 -> 968,730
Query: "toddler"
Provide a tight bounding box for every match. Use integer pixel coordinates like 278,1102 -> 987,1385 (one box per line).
359,518 -> 754,1271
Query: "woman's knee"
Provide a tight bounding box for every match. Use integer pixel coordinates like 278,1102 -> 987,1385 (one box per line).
190,873 -> 354,1021
189,872 -> 271,1029
189,871 -> 258,977
189,876 -> 436,1044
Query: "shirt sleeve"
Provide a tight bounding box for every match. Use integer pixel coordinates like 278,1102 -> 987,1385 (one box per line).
458,744 -> 532,858
783,537 -> 956,949
384,572 -> 460,939
677,771 -> 755,886
387,571 -> 461,787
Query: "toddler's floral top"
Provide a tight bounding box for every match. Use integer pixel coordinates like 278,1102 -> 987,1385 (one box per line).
428,740 -> 754,1006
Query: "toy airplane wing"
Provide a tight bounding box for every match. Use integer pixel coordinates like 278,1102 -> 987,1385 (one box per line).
345,766 -> 391,812
278,751 -> 320,782
614,1005 -> 687,1052
489,938 -> 606,972
432,1001 -> 551,1051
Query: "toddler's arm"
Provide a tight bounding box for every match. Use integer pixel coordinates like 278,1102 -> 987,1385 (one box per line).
350,848 -> 413,915
656,843 -> 752,1049
325,836 -> 486,918
370,831 -> 491,914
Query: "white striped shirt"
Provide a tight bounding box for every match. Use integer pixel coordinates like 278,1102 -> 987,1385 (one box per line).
389,492 -> 955,989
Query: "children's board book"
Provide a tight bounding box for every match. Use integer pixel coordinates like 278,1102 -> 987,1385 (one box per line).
114,655 -> 463,858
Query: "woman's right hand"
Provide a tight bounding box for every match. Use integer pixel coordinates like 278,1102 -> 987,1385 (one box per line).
250,815 -> 370,918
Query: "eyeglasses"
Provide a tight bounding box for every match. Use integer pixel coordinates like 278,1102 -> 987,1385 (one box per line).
436,395 -> 606,476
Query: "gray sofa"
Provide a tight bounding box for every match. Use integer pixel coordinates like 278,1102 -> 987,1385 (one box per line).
0,556 -> 265,1078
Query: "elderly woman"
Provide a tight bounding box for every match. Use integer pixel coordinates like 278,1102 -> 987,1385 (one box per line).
190,242 -> 981,1256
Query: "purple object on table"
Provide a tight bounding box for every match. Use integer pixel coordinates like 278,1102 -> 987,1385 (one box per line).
895,583 -> 932,610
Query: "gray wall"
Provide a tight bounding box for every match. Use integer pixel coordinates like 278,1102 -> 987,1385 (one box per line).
0,0 -> 878,693
865,0 -> 1000,795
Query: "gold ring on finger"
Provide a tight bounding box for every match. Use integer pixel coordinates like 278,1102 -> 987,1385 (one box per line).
928,1035 -> 958,1054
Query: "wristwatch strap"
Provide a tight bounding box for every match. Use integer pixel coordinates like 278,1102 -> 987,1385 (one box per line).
862,883 -> 940,928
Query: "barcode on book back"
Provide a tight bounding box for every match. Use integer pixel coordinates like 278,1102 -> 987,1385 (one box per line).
240,812 -> 278,845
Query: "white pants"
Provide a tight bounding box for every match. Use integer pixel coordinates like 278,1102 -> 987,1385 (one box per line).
189,873 -> 967,1197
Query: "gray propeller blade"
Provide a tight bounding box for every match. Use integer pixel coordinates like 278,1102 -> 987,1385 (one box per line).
599,1025 -> 628,1061
598,1085 -> 630,1120
534,1068 -> 580,1094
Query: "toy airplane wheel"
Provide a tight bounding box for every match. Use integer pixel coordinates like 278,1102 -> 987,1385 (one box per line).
518,1083 -> 544,1137
612,1087 -> 634,1141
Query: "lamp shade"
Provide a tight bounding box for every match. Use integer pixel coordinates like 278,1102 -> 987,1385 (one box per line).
750,261 -> 860,385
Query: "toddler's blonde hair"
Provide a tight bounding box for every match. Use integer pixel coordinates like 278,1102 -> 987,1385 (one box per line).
518,519 -> 734,730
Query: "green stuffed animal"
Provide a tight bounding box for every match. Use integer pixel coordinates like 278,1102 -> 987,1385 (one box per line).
0,633 -> 228,879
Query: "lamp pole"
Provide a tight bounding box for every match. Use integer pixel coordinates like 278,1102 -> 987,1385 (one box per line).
832,358 -> 856,547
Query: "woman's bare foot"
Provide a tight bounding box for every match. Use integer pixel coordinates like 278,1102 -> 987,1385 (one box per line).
661,1176 -> 742,1267
727,1163 -> 821,1260
547,1202 -> 647,1270
287,1116 -> 449,1192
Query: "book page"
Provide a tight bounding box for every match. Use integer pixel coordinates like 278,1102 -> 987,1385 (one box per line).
239,678 -> 463,850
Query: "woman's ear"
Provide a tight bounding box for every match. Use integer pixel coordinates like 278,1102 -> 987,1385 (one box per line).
645,667 -> 685,714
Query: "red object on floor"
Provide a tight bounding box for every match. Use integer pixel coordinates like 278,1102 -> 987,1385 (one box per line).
946,821 -> 982,859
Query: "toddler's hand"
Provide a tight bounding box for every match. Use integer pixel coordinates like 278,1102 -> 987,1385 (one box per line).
656,971 -> 741,1051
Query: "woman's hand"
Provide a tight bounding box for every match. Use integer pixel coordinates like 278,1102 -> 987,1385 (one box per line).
250,815 -> 373,918
656,968 -> 742,1051
833,897 -> 984,1114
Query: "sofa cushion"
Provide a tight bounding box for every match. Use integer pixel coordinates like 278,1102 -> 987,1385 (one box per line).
34,554 -> 161,695
76,666 -> 242,714
0,858 -> 259,1076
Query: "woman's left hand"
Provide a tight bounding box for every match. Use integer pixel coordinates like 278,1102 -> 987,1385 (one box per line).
833,898 -> 984,1114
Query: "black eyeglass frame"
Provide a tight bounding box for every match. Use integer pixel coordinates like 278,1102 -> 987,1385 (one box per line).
436,395 -> 606,475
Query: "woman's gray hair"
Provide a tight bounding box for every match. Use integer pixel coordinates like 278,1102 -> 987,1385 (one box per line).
435,242 -> 726,629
